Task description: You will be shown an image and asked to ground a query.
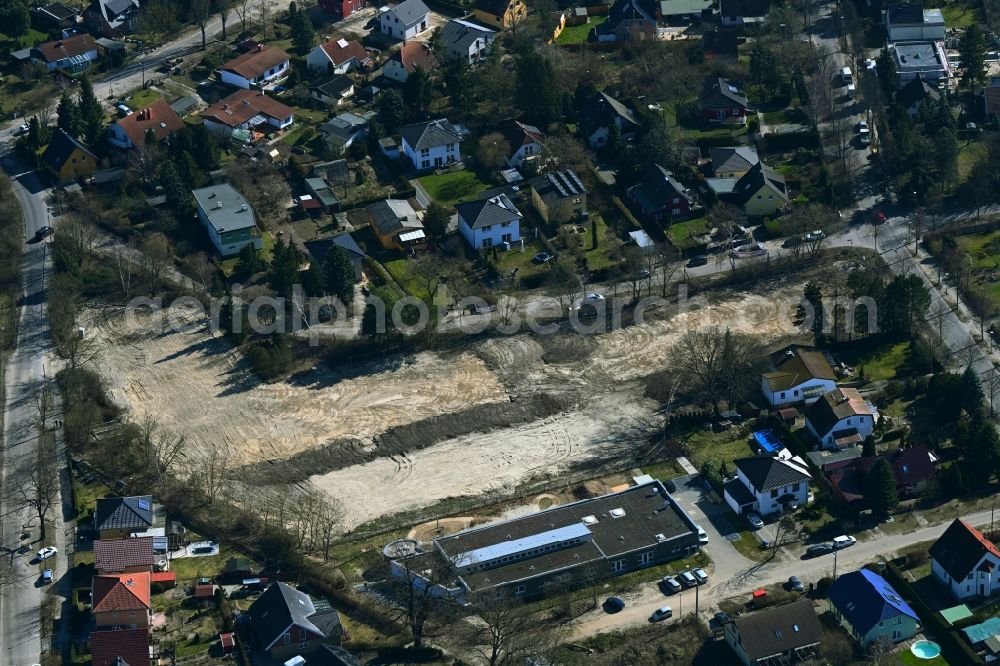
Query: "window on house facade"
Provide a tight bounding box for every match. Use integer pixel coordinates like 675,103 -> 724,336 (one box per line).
780,392 -> 785,399
284,632 -> 291,644
483,225 -> 492,231
611,559 -> 626,572
515,584 -> 526,594
756,194 -> 762,200
672,208 -> 681,215
421,148 -> 430,157
771,489 -> 778,498
639,551 -> 653,565
792,483 -> 800,492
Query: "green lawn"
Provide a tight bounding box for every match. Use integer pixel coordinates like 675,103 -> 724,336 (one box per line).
125,89 -> 163,110
957,138 -> 986,182
169,543 -> 245,582
418,170 -> 490,208
666,216 -> 709,252
221,232 -> 275,276
581,213 -> 618,271
0,28 -> 47,49
383,257 -> 431,300
556,16 -> 607,44
494,238 -> 550,280
682,427 -> 755,472
833,337 -> 913,383
641,458 -> 686,481
893,651 -> 949,666
940,2 -> 983,28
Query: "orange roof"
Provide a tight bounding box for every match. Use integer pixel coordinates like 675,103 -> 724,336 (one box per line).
114,98 -> 184,148
92,571 -> 151,612
35,33 -> 98,63
151,571 -> 176,583
393,41 -> 437,74
318,37 -> 370,66
201,89 -> 294,129
221,45 -> 289,80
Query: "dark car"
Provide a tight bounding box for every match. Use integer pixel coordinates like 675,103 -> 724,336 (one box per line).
35,226 -> 53,240
687,255 -> 708,268
805,543 -> 833,558
603,596 -> 625,613
788,576 -> 804,592
663,478 -> 677,493
782,235 -> 802,248
714,611 -> 732,625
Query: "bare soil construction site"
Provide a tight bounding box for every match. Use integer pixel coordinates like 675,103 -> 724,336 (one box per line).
89,283 -> 807,531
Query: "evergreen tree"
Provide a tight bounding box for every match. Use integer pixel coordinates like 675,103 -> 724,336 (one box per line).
804,281 -> 824,340
161,162 -> 191,215
77,74 -> 104,145
269,237 -> 303,297
881,274 -> 930,335
862,435 -> 876,458
517,52 -> 561,125
302,260 -> 325,298
290,9 -> 315,54
377,89 -> 408,131
0,2 -> 30,38
933,128 -> 959,185
233,244 -> 266,282
422,202 -> 450,240
864,458 -> 898,519
57,93 -> 82,137
960,365 -> 986,417
963,420 -> 1000,489
403,67 -> 433,116
877,46 -> 897,96
28,116 -> 46,149
959,27 -> 987,93
323,246 -> 355,305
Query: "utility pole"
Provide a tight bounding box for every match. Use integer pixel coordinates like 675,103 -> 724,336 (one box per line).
833,549 -> 838,580
695,578 -> 700,617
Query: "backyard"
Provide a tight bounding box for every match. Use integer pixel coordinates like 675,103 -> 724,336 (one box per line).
832,336 -> 914,383
666,216 -> 710,252
493,237 -> 551,281
556,16 -> 607,44
418,169 -> 491,208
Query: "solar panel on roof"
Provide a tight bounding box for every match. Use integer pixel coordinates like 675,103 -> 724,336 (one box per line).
548,173 -> 568,198
454,522 -> 592,569
565,170 -> 586,194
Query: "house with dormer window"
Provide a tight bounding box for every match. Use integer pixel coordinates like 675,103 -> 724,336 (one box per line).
828,568 -> 920,647
723,453 -> 811,517
249,582 -> 345,661
930,519 -> 1000,600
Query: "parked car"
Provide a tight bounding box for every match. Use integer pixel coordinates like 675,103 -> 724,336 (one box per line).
36,546 -> 57,561
747,512 -> 764,530
714,611 -> 732,625
603,596 -> 625,613
832,535 -> 857,549
15,123 -> 29,136
696,525 -> 709,545
532,251 -> 553,264
804,229 -> 825,242
580,292 -> 605,305
40,569 -> 53,585
679,570 -> 698,587
35,226 -> 53,240
663,478 -> 677,493
692,568 -> 709,584
686,255 -> 708,268
788,576 -> 804,592
805,543 -> 833,557
661,576 -> 682,593
650,606 -> 673,622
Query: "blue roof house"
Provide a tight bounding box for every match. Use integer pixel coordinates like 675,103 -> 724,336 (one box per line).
828,569 -> 920,648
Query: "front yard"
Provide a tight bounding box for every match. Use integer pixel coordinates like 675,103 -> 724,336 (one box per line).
666,216 -> 710,252
832,336 -> 914,384
493,237 -> 551,281
418,169 -> 491,208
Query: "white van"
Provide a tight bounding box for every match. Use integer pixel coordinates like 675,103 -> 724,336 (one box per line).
832,535 -> 857,549
841,66 -> 853,84
846,83 -> 856,98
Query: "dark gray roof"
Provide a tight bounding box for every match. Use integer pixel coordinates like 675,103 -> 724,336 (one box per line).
580,92 -> 641,137
330,233 -> 365,258
41,128 -> 96,172
312,75 -> 354,97
735,162 -> 789,205
367,199 -> 421,235
101,0 -> 138,18
627,164 -> 694,212
306,645 -> 363,666
598,0 -> 656,35
529,169 -> 586,201
192,184 -> 258,232
441,19 -> 496,50
930,519 -> 1000,582
709,145 -> 759,175
723,477 -> 756,506
719,0 -> 769,19
896,74 -> 940,108
249,582 -> 333,649
730,600 -> 822,660
399,118 -> 462,151
886,1 -> 924,24
94,496 -> 154,532
733,455 -> 810,493
701,78 -> 749,108
387,0 -> 430,26
169,96 -> 199,116
456,193 -> 522,229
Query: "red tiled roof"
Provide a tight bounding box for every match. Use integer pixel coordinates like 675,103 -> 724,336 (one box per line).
92,571 -> 151,612
201,89 -> 294,128
221,45 -> 289,79
35,33 -> 98,62
393,41 -> 437,74
195,584 -> 217,598
90,627 -> 151,666
220,632 -> 236,648
93,537 -> 155,573
151,571 -> 177,586
318,37 -> 370,66
113,98 -> 184,148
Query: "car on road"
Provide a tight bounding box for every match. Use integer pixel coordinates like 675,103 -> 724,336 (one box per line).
532,251 -> 553,264
41,569 -> 53,584
804,230 -> 825,242
679,570 -> 698,587
714,611 -> 732,625
692,568 -> 709,584
603,596 -> 625,613
661,575 -> 682,593
832,535 -> 857,549
191,545 -> 216,555
747,512 -> 764,530
686,255 -> 708,268
805,543 -> 834,557
636,267 -> 651,279
696,525 -> 709,545
16,123 -> 30,136
650,606 -> 673,622
37,546 -> 57,561
788,575 -> 804,592
35,225 -> 53,240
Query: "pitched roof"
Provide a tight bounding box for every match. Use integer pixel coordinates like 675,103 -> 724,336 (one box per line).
701,77 -> 749,108
41,2 -> 79,21
886,1 -> 924,24
441,18 -> 496,50
201,88 -> 294,128
896,74 -> 941,109
627,164 -> 695,212
95,495 -> 154,532
315,37 -> 370,66
306,645 -> 364,666
390,41 -> 438,74
730,600 -> 822,660
828,447 -> 936,503
723,477 -> 756,506
90,627 -> 151,666
709,145 -> 759,175
220,45 -> 290,80
828,569 -> 919,636
580,91 -> 641,137
93,537 -> 155,573
312,75 -> 355,97
805,387 -> 872,437
113,98 -> 184,147
501,120 -> 544,150
249,582 -> 339,649
42,128 -> 97,173
331,233 -> 365,258
34,33 -> 98,62
530,169 -> 586,201
735,162 -> 789,206
399,118 -> 462,151
719,0 -> 770,19
92,571 -> 152,612
930,519 -> 1000,582
733,454 -> 811,493
387,0 -> 431,26
367,199 -> 422,236
99,0 -> 139,19
598,0 -> 656,34
456,193 -> 523,229
962,617 -> 1000,645
762,346 -> 836,392
659,0 -> 712,16
474,0 -> 516,17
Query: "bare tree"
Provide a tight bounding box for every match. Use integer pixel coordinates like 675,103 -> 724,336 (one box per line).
667,326 -> 765,414
548,256 -> 584,315
257,0 -> 276,40
62,330 -> 102,370
189,0 -> 214,49
19,434 -> 59,541
475,133 -> 511,173
389,555 -> 456,650
986,368 -> 1000,417
621,245 -> 648,303
113,243 -> 134,303
654,244 -> 679,298
135,417 -> 187,485
139,0 -> 181,38
234,0 -> 253,31
459,591 -> 563,666
215,0 -> 233,41
140,233 -> 173,295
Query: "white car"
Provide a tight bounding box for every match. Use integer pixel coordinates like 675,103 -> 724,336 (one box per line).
650,606 -> 673,622
747,512 -> 764,530
832,535 -> 857,549
804,230 -> 826,242
36,546 -> 57,561
661,575 -> 682,593
16,123 -> 29,136
696,525 -> 709,545
692,568 -> 709,584
581,292 -> 605,305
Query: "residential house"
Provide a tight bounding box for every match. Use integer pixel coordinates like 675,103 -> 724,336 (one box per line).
219,45 -> 290,89
457,193 -> 522,250
90,626 -> 151,666
304,176 -> 341,212
986,78 -> 1000,116
34,3 -> 80,31
92,571 -> 152,627
760,345 -> 837,407
501,120 -> 544,170
474,0 -> 527,29
723,599 -> 822,666
627,164 -> 697,223
93,537 -> 155,575
319,112 -> 369,155
884,2 -> 946,41
107,98 -> 184,150
580,92 -> 641,149
702,28 -> 740,63
85,0 -> 140,38
304,234 -> 366,282
930,519 -> 1000,600
892,41 -> 950,83
596,0 -> 660,42
723,453 -> 811,517
94,496 -> 155,540
825,445 -> 936,504
384,41 -> 437,83
249,582 -> 345,661
201,89 -> 295,136
399,118 -> 463,170
659,0 -> 713,22
306,37 -> 371,75
368,199 -> 426,251
319,0 -> 366,19
710,145 -> 760,178
192,184 -> 263,257
31,34 -> 99,73
380,0 -> 431,41
310,76 -> 355,107
805,387 -> 876,449
530,170 -> 587,224
897,74 -> 941,117
440,19 -> 496,64
828,568 -> 920,647
719,0 -> 770,26
731,162 -> 789,218
41,129 -> 97,185
700,78 -> 749,125
306,645 -> 364,666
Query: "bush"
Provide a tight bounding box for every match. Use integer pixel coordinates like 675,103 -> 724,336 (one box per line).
247,336 -> 294,380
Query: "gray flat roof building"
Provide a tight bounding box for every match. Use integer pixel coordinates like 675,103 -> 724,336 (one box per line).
192,185 -> 257,233
892,40 -> 950,81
